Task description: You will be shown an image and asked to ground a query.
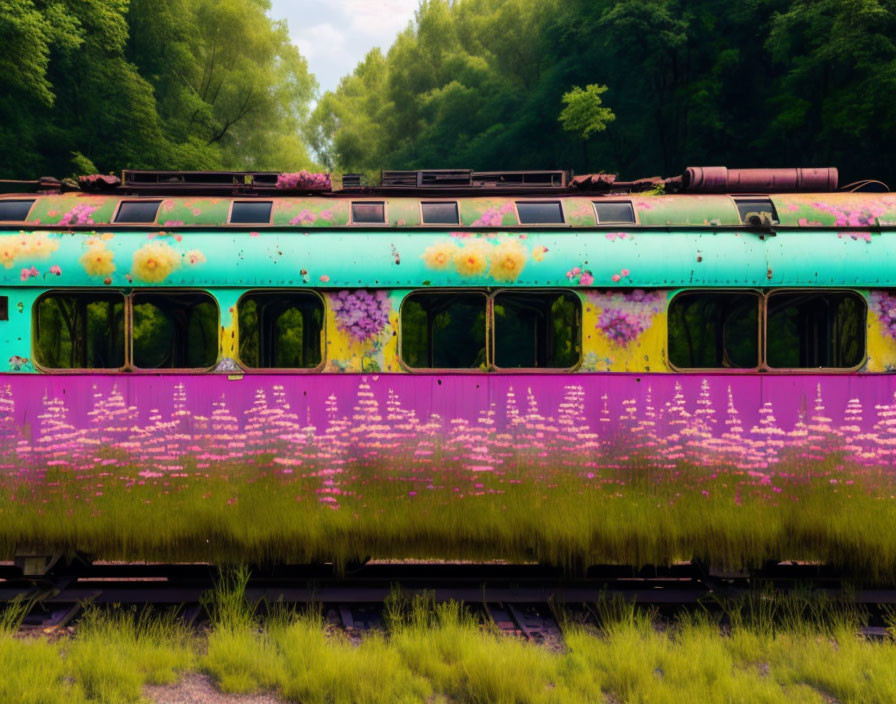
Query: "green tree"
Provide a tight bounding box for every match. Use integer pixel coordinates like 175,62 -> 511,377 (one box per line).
558,84 -> 615,170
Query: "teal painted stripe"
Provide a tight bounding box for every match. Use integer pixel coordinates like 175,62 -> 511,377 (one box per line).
0,229 -> 892,289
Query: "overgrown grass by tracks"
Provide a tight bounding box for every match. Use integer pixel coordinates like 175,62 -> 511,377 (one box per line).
4,569 -> 896,704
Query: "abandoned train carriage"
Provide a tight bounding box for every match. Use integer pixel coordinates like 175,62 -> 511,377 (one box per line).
2,166 -> 896,569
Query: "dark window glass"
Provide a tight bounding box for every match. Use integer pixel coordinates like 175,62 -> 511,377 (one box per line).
238,292 -> 323,369
517,201 -> 564,224
230,201 -> 272,224
766,292 -> 864,368
0,296 -> 7,321
0,200 -> 34,221
114,201 -> 161,223
133,292 -> 218,369
594,201 -> 635,224
34,292 -> 125,369
493,292 -> 581,368
401,293 -> 486,369
735,198 -> 777,226
421,202 -> 459,224
669,292 -> 759,368
352,202 -> 385,223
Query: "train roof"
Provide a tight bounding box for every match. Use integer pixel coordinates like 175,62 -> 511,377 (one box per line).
0,166 -> 893,231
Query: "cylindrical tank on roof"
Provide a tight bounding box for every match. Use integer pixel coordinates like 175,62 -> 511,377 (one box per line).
682,166 -> 838,193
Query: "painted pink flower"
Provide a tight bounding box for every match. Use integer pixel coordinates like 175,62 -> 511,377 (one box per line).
20,266 -> 38,281
579,272 -> 594,286
620,268 -> 630,277
319,274 -> 330,282
49,265 -> 61,276
611,273 -> 621,282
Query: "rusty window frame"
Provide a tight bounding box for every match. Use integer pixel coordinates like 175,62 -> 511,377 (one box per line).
398,289 -> 490,372
0,199 -> 36,223
228,200 -> 274,225
235,289 -> 326,373
514,200 -> 565,225
31,288 -> 128,373
420,200 -> 460,225
593,200 -> 637,225
113,199 -> 162,224
130,289 -> 220,372
668,288 -> 868,373
350,201 -> 387,225
733,197 -> 778,226
667,289 -> 763,372
764,289 -> 866,372
490,288 -> 582,372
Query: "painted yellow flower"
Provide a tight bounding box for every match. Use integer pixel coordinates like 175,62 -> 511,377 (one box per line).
81,244 -> 116,277
421,241 -> 459,270
453,240 -> 492,277
18,232 -> 59,259
532,245 -> 547,262
132,241 -> 180,282
489,238 -> 528,281
0,237 -> 20,268
184,249 -> 206,265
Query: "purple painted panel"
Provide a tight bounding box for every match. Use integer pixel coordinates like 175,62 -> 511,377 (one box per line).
2,373 -> 896,506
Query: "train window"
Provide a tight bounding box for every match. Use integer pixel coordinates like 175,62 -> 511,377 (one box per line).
766,291 -> 865,369
351,202 -> 386,224
401,292 -> 487,369
0,296 -> 7,321
516,201 -> 564,224
493,291 -> 581,368
735,198 -> 777,226
114,200 -> 161,223
230,201 -> 272,224
668,292 -> 760,368
132,292 -> 218,369
594,201 -> 635,224
421,201 -> 459,224
33,292 -> 125,369
0,199 -> 35,221
237,292 -> 323,369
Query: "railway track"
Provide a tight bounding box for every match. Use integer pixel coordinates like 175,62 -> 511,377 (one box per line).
2,562 -> 894,640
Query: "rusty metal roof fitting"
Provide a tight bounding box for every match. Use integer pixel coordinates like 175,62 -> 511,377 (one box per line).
681,166 -> 839,193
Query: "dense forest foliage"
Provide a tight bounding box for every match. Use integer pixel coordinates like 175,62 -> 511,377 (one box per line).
311,0 -> 896,184
2,0 -> 895,184
0,0 -> 316,177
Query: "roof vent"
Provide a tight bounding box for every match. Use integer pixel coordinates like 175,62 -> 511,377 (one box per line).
342,173 -> 362,188
381,169 -> 473,187
473,170 -> 567,188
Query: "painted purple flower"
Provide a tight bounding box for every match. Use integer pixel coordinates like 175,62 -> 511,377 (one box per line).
589,289 -> 665,347
331,289 -> 390,342
871,291 -> 896,340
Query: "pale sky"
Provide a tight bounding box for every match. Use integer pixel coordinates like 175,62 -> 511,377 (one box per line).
269,0 -> 420,97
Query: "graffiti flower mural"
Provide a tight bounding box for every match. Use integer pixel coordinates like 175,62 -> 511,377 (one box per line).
421,241 -> 459,270
454,240 -> 491,277
589,289 -> 664,347
331,289 -> 391,342
131,241 -> 181,282
489,238 -> 528,281
80,243 -> 116,277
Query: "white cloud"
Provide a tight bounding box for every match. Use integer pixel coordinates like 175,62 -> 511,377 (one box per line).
335,0 -> 419,39
293,22 -> 346,61
270,0 -> 419,94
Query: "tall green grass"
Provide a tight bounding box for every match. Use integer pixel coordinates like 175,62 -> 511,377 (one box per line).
3,457 -> 896,574
3,573 -> 896,703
